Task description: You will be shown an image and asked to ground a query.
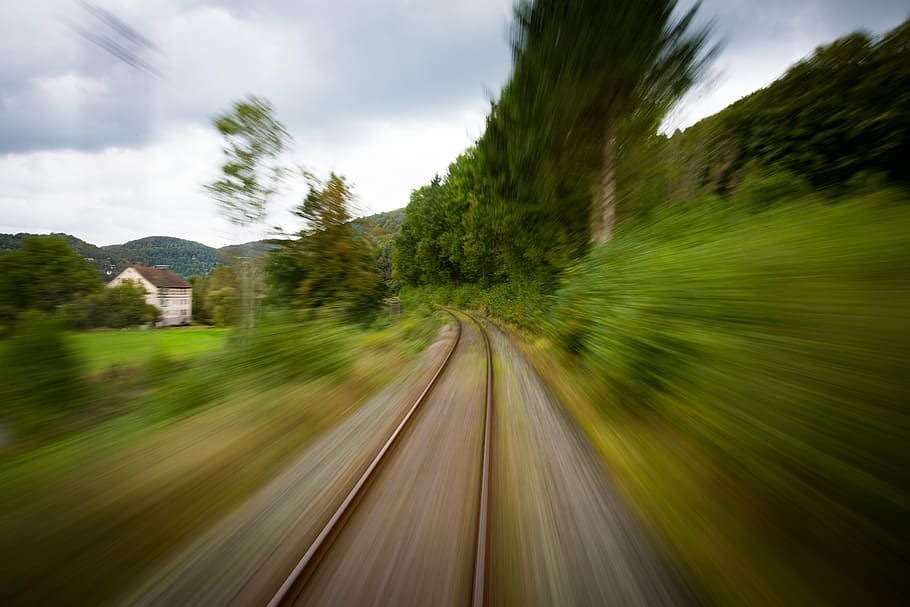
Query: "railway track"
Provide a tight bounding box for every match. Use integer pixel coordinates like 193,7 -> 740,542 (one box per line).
267,310 -> 493,607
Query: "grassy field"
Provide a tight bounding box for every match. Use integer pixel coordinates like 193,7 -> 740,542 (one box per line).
69,327 -> 232,374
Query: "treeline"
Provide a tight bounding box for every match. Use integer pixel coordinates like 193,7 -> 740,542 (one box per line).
1,233 -> 227,279
188,207 -> 403,327
622,17 -> 910,217
395,11 -> 910,287
396,0 -> 715,284
103,236 -> 225,278
265,173 -> 384,320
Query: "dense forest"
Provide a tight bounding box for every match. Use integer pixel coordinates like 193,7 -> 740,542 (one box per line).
395,15 -> 910,285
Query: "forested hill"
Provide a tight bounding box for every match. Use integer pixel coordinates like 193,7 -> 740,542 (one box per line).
351,208 -> 404,244
105,237 -> 225,277
0,233 -> 223,279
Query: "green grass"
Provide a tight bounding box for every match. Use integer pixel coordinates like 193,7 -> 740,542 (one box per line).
69,327 -> 231,373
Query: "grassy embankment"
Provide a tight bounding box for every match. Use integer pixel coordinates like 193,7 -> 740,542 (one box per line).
0,308 -> 444,605
406,187 -> 910,606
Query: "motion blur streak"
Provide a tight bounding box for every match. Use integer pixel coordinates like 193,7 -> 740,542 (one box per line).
2,1 -> 909,606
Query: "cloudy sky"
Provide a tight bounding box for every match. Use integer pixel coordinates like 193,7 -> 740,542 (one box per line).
1,0 -> 906,247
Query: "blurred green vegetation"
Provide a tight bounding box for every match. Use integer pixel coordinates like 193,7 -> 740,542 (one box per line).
70,327 -> 231,374
0,324 -> 231,442
0,306 -> 442,605
548,188 -> 910,603
432,185 -> 910,605
0,312 -> 85,437
394,16 -> 910,288
402,278 -> 550,333
266,172 -> 384,321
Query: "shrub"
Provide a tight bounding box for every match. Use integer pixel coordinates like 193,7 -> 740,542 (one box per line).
0,311 -> 84,436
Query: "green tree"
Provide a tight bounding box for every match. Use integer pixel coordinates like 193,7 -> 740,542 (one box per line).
187,274 -> 211,324
509,0 -> 715,242
0,236 -> 101,332
205,95 -> 291,328
394,176 -> 457,285
204,265 -> 241,326
86,280 -> 157,328
268,172 -> 381,319
205,95 -> 291,226
644,18 -> 910,200
0,311 -> 83,436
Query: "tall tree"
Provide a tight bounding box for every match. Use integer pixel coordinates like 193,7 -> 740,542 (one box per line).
205,95 -> 291,226
510,0 -> 715,242
268,172 -> 380,319
205,95 -> 291,327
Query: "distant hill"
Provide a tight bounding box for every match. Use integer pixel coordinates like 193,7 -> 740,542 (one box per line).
0,233 -> 227,280
351,208 -> 404,246
103,236 -> 224,278
0,209 -> 404,281
217,239 -> 280,261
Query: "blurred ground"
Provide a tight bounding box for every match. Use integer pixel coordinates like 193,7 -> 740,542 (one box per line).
119,322 -> 459,606
293,311 -> 485,606
485,318 -> 698,606
0,318 -> 444,605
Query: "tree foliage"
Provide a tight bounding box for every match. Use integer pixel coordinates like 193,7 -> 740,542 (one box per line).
206,95 -> 291,330
81,280 -> 157,328
649,18 -> 910,201
350,208 -> 405,289
394,0 -> 714,287
0,311 -> 84,434
507,0 -> 715,242
395,13 -> 910,290
268,173 -> 381,319
0,236 -> 101,331
205,95 -> 291,226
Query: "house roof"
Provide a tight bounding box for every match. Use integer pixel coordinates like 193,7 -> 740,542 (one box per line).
131,265 -> 191,289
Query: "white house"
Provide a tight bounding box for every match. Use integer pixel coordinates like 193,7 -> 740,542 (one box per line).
108,264 -> 192,326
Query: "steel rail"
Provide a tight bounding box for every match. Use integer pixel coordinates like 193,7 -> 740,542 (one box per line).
266,312 -> 463,607
465,312 -> 493,607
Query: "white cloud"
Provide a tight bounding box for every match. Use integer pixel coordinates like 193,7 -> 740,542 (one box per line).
1,0 -> 907,247
0,102 -> 488,247
0,124 -> 221,246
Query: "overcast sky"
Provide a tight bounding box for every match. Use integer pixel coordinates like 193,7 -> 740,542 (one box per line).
0,0 -> 906,247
